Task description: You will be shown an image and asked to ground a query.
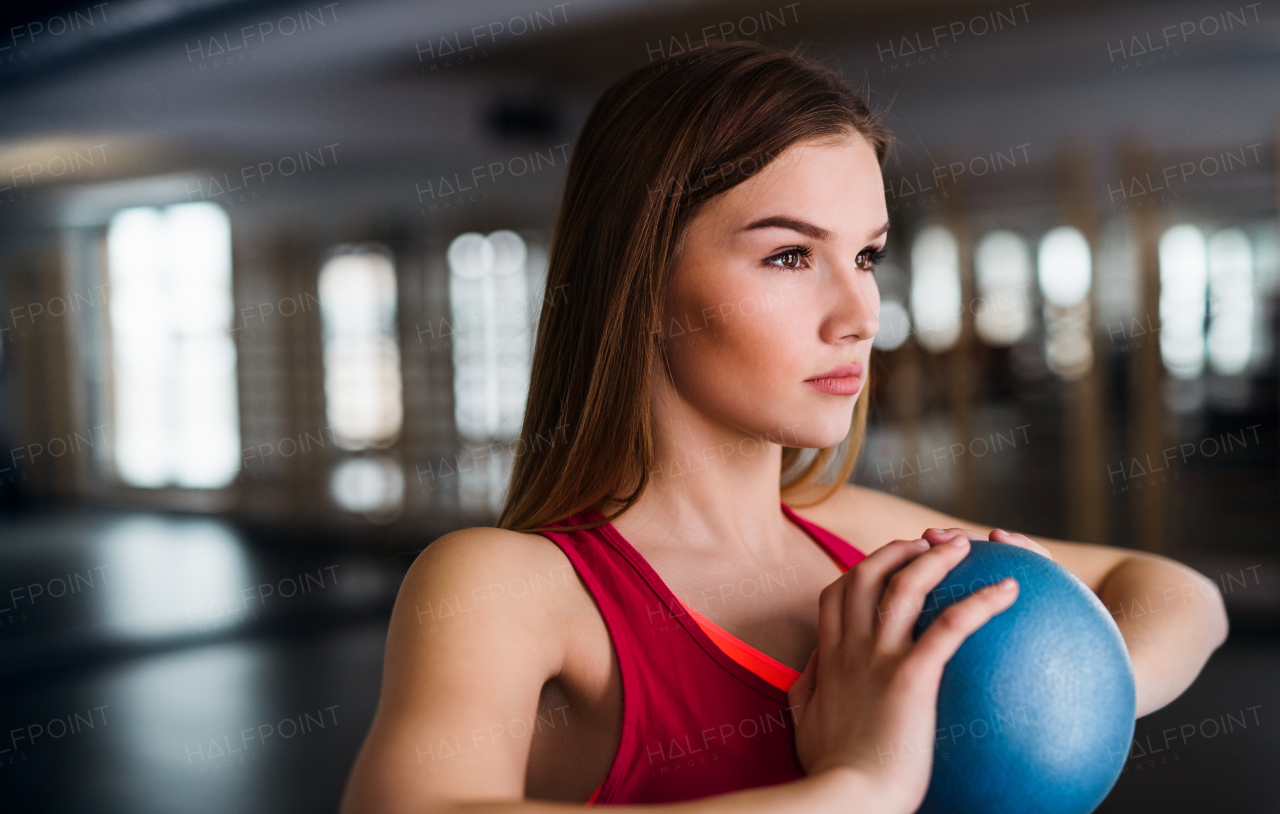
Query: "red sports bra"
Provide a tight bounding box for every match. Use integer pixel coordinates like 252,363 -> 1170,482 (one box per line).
536,502 -> 864,806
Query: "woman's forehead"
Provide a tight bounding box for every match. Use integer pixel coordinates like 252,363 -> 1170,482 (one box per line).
699,139 -> 887,241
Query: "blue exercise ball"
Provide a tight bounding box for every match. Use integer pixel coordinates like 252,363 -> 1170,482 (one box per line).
911,541 -> 1135,814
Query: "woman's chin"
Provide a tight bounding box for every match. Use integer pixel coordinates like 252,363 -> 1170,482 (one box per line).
783,419 -> 855,449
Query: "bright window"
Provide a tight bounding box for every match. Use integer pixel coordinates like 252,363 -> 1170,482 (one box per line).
318,247 -> 403,449
447,230 -> 534,514
1206,228 -> 1254,376
974,230 -> 1031,347
448,230 -> 532,442
106,202 -> 240,488
909,225 -> 961,352
1037,226 -> 1092,307
1158,225 -> 1208,379
1037,226 -> 1093,379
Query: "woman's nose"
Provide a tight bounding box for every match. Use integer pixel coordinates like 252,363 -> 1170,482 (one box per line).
826,266 -> 879,343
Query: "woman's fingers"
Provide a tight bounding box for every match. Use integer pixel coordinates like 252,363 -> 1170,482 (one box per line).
924,526 -> 1053,561
787,649 -> 818,715
873,535 -> 975,650
816,577 -> 848,656
922,525 -> 1052,560
923,527 -> 985,544
843,538 -> 932,641
989,528 -> 1053,561
901,577 -> 1020,680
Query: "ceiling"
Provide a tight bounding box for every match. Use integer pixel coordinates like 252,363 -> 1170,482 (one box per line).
0,0 -> 1276,232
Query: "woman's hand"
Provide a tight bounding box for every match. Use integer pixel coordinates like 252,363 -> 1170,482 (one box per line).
787,535 -> 1019,814
923,526 -> 1053,560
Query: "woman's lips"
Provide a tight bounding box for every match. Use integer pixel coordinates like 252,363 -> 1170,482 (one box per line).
804,363 -> 863,396
805,376 -> 862,395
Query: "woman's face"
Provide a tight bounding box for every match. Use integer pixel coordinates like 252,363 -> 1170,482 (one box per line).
658,133 -> 886,451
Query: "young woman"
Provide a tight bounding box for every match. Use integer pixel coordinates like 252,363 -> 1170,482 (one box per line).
341,41 -> 1228,814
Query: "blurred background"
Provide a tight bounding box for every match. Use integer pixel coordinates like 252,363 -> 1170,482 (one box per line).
0,0 -> 1277,810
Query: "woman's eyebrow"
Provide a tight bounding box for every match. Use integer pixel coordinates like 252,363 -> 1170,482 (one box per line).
742,215 -> 832,240
741,216 -> 890,242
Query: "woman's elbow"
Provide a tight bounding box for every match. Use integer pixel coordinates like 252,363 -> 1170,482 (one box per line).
1181,562 -> 1230,651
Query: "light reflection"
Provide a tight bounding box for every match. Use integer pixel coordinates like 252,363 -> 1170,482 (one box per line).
330,456 -> 404,520
104,516 -> 251,638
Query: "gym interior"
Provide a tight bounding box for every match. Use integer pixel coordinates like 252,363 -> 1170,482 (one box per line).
0,0 -> 1277,810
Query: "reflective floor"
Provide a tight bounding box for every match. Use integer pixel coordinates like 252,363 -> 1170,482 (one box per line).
0,511 -> 406,685
0,511 -> 1277,812
0,510 -> 406,812
1,623 -> 387,813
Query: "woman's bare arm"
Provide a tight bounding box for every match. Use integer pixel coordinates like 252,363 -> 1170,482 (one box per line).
339,527 -> 883,814
800,485 -> 1230,717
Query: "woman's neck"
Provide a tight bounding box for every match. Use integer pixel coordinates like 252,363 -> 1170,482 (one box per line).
607,435 -> 797,563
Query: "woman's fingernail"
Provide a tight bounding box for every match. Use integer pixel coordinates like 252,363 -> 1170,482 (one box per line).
1000,578 -> 1017,590
927,528 -> 944,535
949,535 -> 969,547
914,538 -> 929,548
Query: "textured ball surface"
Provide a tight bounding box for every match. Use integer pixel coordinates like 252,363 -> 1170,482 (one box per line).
911,541 -> 1135,814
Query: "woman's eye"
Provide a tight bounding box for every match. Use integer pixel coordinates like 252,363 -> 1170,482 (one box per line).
856,247 -> 887,271
776,251 -> 802,268
767,247 -> 811,270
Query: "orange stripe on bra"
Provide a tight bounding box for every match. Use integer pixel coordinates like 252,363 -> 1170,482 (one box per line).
677,599 -> 801,692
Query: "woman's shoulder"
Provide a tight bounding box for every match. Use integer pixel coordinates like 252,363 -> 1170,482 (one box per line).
404,524 -> 575,593
416,523 -> 564,561
396,524 -> 589,630
350,525 -> 599,813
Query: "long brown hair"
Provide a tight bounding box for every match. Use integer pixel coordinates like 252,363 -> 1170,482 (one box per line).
498,41 -> 892,533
